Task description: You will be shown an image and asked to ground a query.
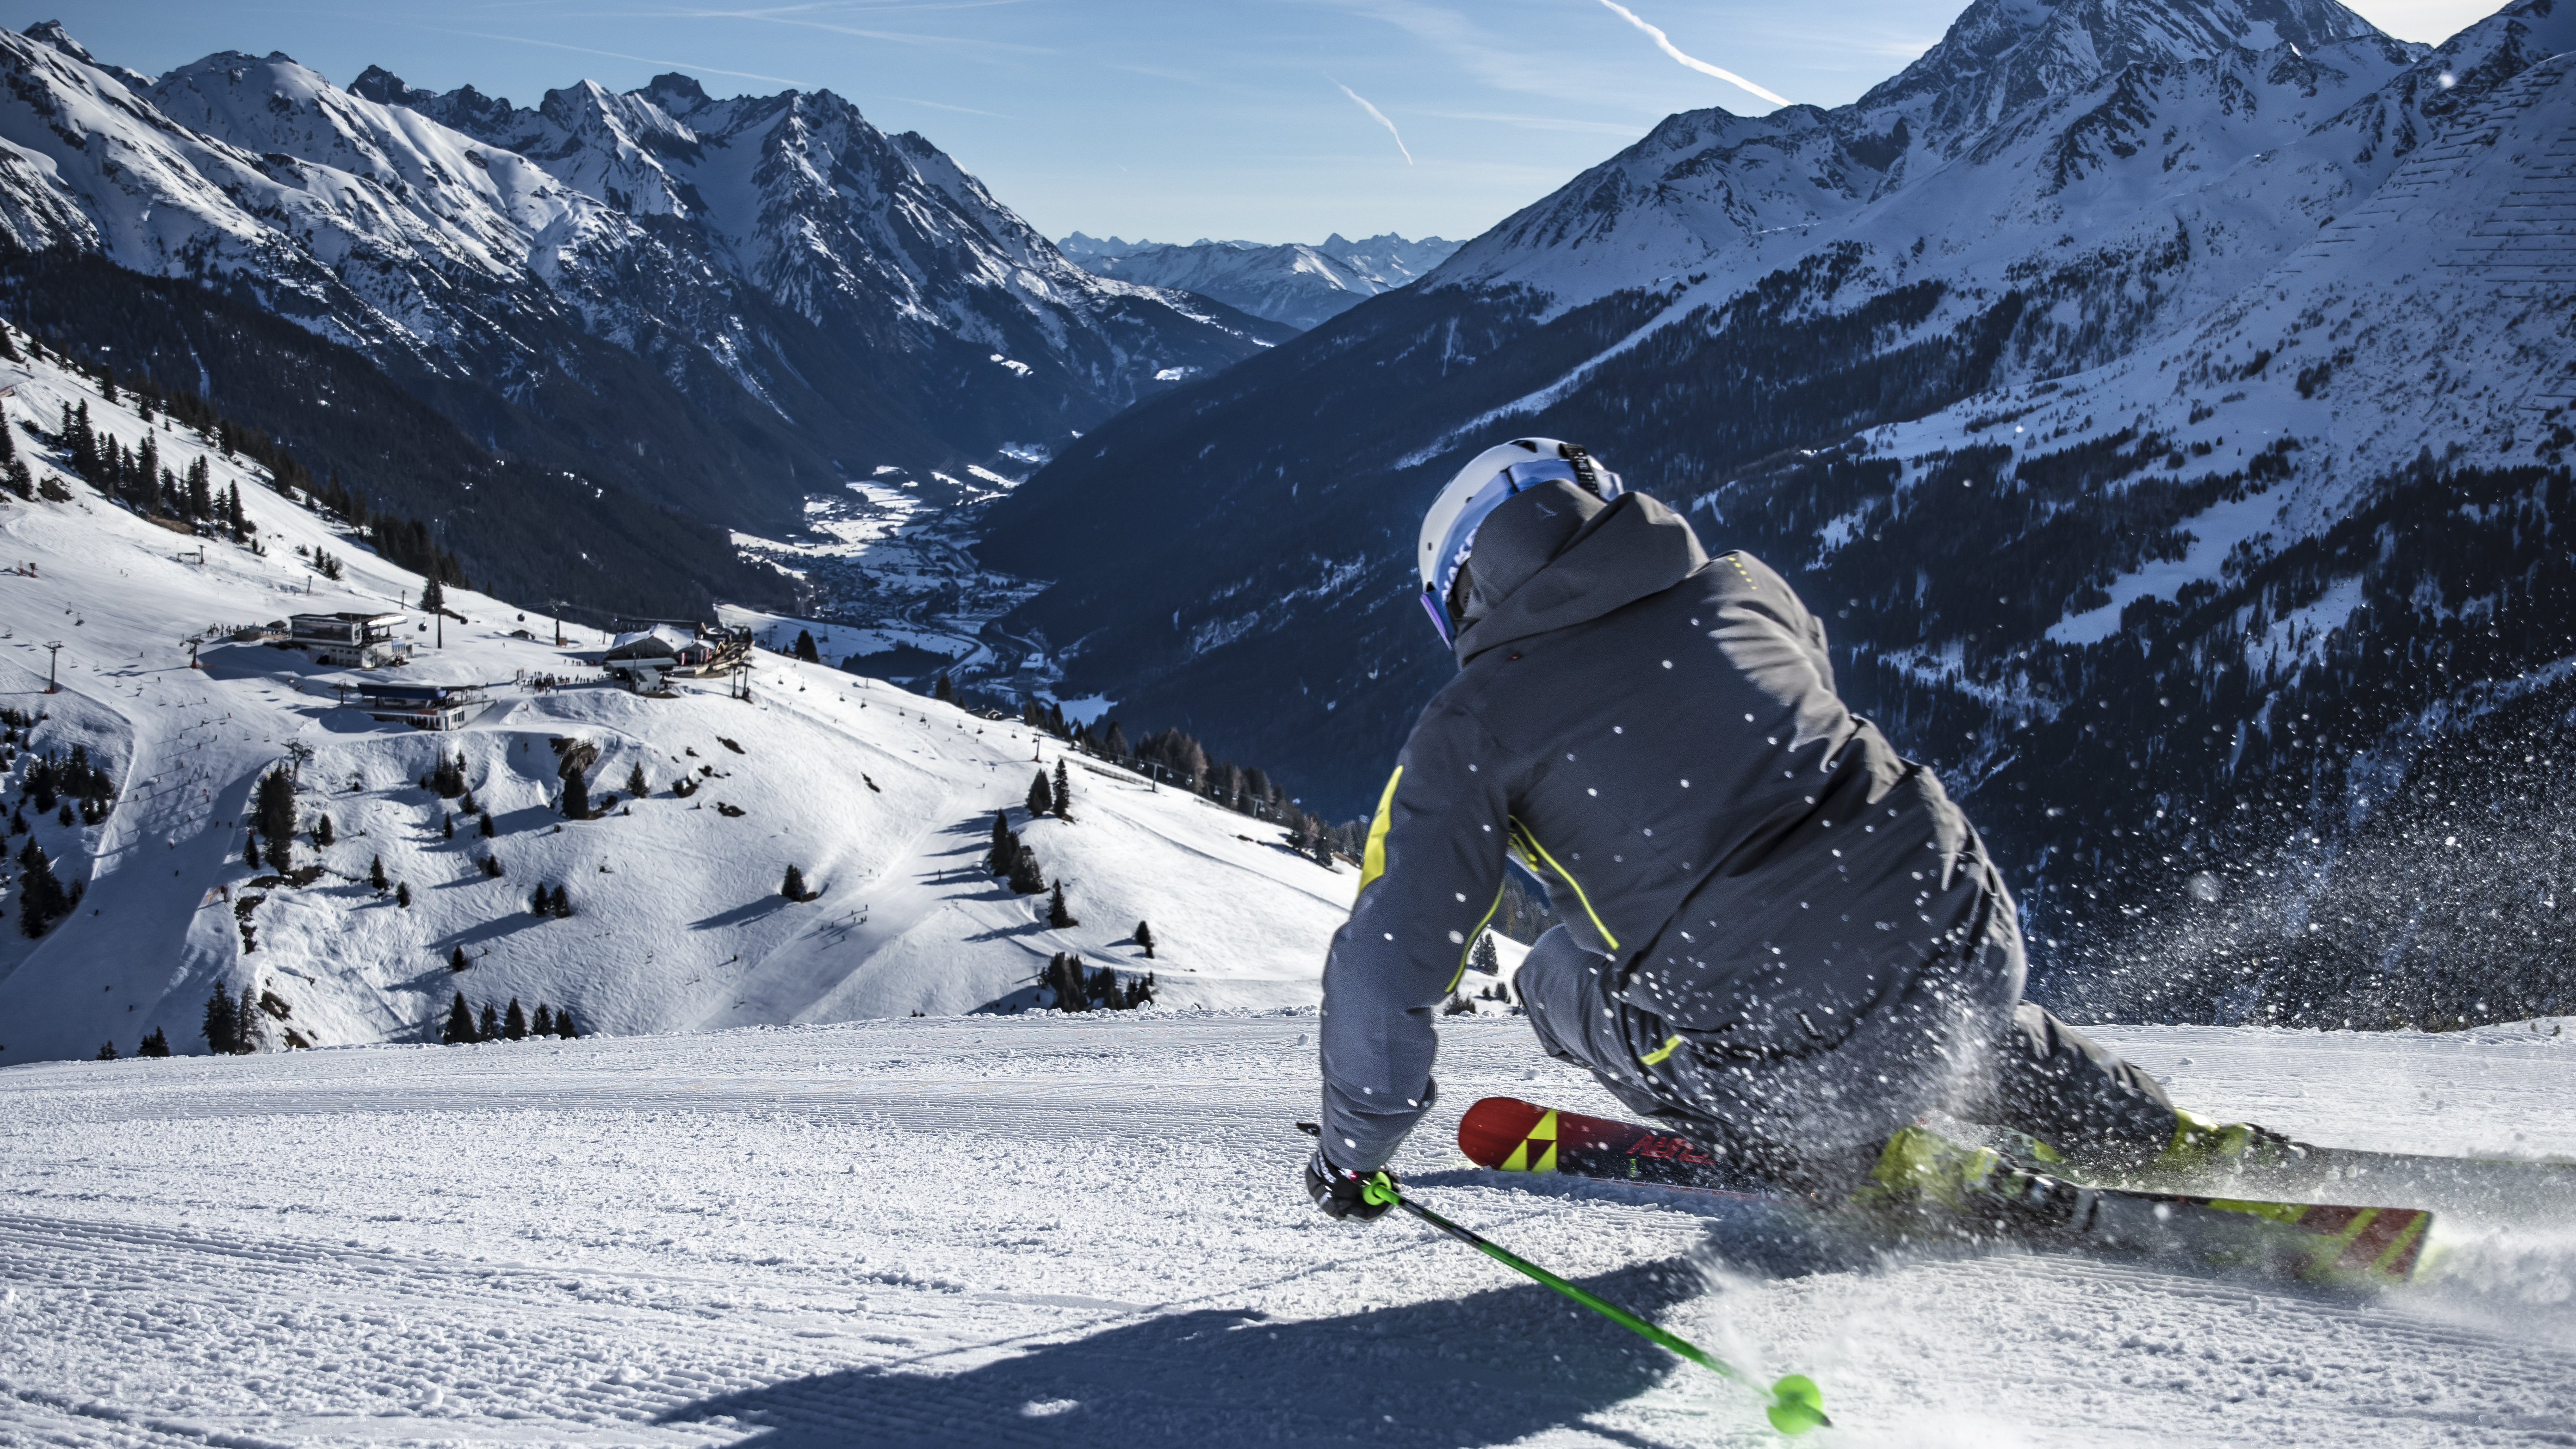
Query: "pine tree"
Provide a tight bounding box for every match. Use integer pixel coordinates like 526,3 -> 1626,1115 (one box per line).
550,884 -> 571,918
1047,880 -> 1078,929
186,456 -> 211,520
265,835 -> 291,873
1008,845 -> 1045,895
442,991 -> 477,1044
16,841 -> 63,937
449,944 -> 469,972
477,811 -> 494,838
396,881 -> 412,908
626,762 -> 647,796
561,766 -> 589,819
369,855 -> 387,889
235,986 -> 260,1053
782,863 -> 807,900
1134,920 -> 1155,960
988,811 -> 1016,876
421,577 -> 445,614
1471,932 -> 1500,977
533,1004 -> 554,1036
479,853 -> 502,877
1046,952 -> 1085,1012
255,768 -> 295,847
1027,769 -> 1052,818
97,1040 -> 117,1060
314,815 -> 334,848
0,418 -> 29,500
440,812 -> 454,839
934,674 -> 958,705
138,1028 -> 169,1058
531,883 -> 551,916
1052,759 -> 1072,820
555,1007 -> 579,1039
793,629 -> 819,663
503,998 -> 528,1041
478,1002 -> 499,1040
203,987 -> 237,1055
242,836 -> 258,868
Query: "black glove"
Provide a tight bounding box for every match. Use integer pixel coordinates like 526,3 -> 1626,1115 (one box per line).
1305,1145 -> 1396,1221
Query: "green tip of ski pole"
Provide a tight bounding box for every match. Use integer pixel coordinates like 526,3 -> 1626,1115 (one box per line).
1362,1171 -> 1400,1207
1764,1375 -> 1829,1435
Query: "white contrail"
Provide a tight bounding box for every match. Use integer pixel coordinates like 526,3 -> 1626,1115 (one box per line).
1338,84 -> 1415,165
1593,0 -> 1791,108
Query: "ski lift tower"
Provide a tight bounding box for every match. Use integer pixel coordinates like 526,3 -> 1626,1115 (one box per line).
43,640 -> 61,694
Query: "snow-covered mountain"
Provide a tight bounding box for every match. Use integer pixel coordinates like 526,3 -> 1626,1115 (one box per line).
0,23 -> 1283,567
0,327 -> 1355,1067
1059,233 -> 1461,330
977,0 -> 2576,1027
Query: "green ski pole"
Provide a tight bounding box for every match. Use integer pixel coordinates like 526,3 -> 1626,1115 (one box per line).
1358,1173 -> 1829,1436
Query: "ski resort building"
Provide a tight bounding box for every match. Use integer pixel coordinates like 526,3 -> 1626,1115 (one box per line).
353,682 -> 485,731
287,612 -> 410,669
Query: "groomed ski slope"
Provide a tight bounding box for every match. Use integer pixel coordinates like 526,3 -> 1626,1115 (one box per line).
4,1012 -> 2572,1447
0,334 -> 1350,1065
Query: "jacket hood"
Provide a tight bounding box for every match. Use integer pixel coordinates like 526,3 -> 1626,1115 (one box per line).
1454,489 -> 1709,665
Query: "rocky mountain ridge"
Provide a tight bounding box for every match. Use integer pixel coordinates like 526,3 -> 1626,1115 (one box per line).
976,0 -> 2576,1026
1059,233 -> 1461,330
0,24 -> 1282,599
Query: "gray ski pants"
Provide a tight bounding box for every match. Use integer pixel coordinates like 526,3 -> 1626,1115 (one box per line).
1515,916 -> 2177,1193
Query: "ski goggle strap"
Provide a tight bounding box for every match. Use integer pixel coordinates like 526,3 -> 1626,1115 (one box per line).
1422,455 -> 1622,645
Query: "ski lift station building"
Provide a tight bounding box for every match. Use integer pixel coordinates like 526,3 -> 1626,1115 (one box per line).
353,682 -> 486,731
288,612 -> 410,669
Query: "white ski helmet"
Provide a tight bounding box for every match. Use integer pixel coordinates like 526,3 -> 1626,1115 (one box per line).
1415,437 -> 1623,643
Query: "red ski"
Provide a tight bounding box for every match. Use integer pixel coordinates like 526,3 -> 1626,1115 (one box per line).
1456,1096 -> 2435,1288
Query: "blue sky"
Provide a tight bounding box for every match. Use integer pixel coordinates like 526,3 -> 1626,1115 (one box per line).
12,0 -> 2505,246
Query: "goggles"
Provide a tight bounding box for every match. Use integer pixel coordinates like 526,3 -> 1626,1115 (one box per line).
1419,453 -> 1622,645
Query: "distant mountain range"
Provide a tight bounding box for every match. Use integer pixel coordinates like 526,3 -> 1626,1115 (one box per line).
0,22 -> 1288,608
1058,233 -> 1461,330
978,0 -> 2576,1027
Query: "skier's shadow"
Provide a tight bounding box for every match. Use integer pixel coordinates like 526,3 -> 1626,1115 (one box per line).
656,1262 -> 1717,1448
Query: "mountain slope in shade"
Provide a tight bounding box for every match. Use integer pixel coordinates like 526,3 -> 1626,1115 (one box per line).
1060,233 -> 1462,330
974,0 -> 2576,1026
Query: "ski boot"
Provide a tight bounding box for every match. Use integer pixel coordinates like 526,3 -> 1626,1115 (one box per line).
2138,1109 -> 2315,1190
1844,1124 -> 2106,1243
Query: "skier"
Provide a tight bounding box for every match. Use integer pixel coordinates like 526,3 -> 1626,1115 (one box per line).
1307,438 -> 2284,1225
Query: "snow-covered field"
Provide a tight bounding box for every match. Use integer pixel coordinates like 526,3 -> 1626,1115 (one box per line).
3,1012 -> 2572,1447
0,330 -> 1349,1067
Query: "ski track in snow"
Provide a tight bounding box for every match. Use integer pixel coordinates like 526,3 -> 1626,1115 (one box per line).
5,1015 -> 2575,1447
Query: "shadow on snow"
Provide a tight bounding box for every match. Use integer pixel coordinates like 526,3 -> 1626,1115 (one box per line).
655,1261 -> 1730,1447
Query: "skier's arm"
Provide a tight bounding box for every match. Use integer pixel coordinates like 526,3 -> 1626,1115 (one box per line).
1317,700 -> 1513,1173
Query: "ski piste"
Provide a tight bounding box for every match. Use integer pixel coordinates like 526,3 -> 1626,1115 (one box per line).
1457,1096 -> 2436,1290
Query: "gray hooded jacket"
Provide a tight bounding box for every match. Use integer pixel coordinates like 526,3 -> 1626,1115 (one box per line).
1316,483 -> 2001,1171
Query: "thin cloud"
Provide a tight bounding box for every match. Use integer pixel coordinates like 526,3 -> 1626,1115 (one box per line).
395,25 -> 808,85
888,94 -> 1006,117
665,6 -> 1050,55
1336,83 -> 1413,164
1593,0 -> 1790,108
